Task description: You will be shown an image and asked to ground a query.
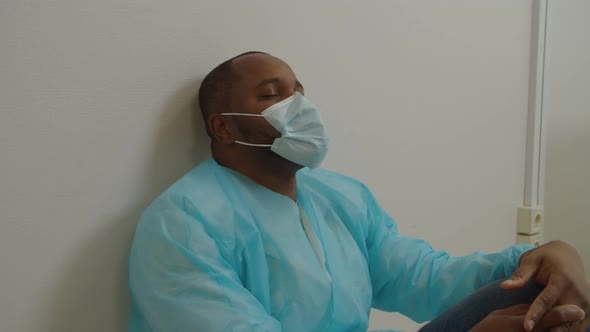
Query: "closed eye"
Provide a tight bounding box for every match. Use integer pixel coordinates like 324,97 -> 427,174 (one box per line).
260,94 -> 280,99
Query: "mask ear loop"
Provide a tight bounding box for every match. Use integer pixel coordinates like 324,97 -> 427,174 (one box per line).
219,113 -> 265,117
219,94 -> 299,146
234,141 -> 272,147
218,113 -> 273,147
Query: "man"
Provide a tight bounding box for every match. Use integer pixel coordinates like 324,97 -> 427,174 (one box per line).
128,52 -> 589,331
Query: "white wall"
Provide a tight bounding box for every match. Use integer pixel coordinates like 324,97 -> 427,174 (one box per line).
543,0 -> 590,276
0,1 -> 533,331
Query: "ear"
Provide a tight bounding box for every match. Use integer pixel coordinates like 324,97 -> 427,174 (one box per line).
208,114 -> 235,144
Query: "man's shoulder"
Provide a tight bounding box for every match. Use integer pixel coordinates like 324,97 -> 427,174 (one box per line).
139,158 -> 228,222
300,167 -> 368,190
299,167 -> 374,203
135,158 -> 236,241
151,158 -> 223,202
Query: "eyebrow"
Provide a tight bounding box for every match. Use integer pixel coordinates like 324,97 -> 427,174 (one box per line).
256,78 -> 305,91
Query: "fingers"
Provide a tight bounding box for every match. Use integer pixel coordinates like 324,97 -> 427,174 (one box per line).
547,321 -> 584,332
549,324 -> 571,332
525,276 -> 571,331
548,324 -> 586,332
491,304 -> 531,316
502,258 -> 538,290
536,305 -> 585,330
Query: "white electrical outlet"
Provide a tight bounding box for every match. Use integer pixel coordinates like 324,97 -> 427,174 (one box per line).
517,233 -> 544,246
517,206 -> 544,235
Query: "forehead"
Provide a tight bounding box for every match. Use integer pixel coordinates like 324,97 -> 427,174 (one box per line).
231,54 -> 297,86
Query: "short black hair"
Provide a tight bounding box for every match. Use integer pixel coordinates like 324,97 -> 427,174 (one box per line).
197,51 -> 268,136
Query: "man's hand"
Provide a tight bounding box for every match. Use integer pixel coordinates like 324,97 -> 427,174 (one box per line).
469,304 -> 585,332
501,241 -> 590,331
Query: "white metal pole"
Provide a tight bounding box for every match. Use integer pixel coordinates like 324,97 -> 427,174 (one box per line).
517,0 -> 549,245
523,0 -> 548,208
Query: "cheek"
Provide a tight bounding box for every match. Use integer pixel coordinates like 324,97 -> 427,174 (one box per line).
237,118 -> 281,140
262,122 -> 281,137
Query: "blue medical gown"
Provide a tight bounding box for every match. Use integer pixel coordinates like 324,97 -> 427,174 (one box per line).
128,159 -> 532,332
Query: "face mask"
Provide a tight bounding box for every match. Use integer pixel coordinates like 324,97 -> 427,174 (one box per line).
220,92 -> 329,168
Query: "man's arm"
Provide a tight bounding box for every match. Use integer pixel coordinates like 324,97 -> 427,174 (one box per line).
128,202 -> 281,332
362,185 -> 533,323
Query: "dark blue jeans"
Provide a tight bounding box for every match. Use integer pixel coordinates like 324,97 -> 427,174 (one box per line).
419,279 -> 590,332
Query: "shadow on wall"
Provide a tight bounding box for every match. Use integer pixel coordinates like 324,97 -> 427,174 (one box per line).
47,79 -> 210,332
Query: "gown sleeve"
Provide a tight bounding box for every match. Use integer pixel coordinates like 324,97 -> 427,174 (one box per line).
363,186 -> 534,323
128,200 -> 281,332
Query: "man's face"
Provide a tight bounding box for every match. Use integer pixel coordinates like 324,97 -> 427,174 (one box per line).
226,53 -> 305,146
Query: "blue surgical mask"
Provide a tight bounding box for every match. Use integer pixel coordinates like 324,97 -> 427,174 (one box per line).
220,92 -> 329,168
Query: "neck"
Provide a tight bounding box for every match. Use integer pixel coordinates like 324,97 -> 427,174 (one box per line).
213,145 -> 301,201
